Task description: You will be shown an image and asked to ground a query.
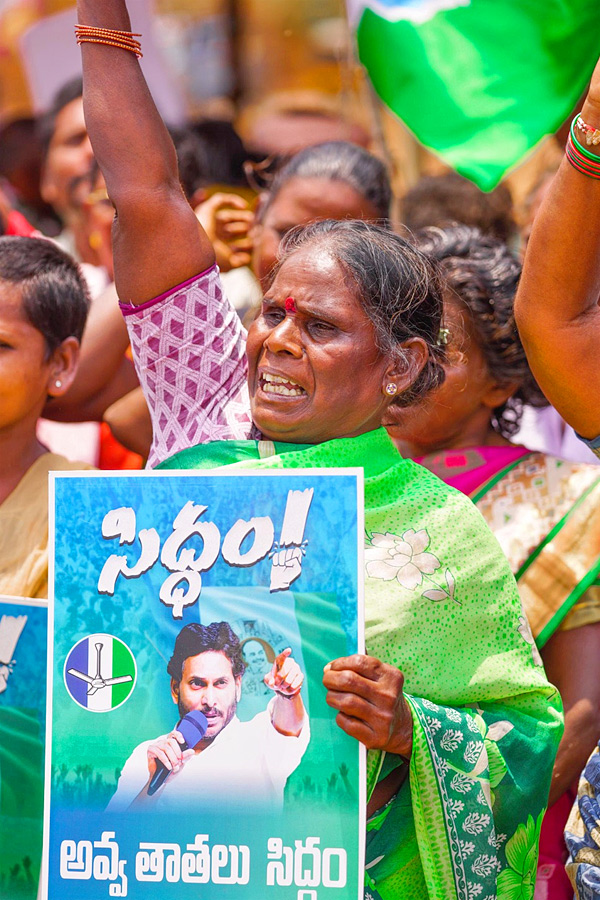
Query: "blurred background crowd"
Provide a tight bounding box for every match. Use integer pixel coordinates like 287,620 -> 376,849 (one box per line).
0,0 -> 581,471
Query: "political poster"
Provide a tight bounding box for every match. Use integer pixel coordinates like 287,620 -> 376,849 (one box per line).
43,469 -> 365,899
0,595 -> 48,900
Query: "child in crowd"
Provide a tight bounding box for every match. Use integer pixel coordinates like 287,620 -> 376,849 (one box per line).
0,236 -> 91,598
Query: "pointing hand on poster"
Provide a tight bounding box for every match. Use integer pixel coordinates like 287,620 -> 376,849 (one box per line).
264,647 -> 304,697
323,655 -> 413,758
264,648 -> 306,738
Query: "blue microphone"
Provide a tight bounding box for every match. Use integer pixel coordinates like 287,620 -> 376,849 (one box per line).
147,709 -> 208,796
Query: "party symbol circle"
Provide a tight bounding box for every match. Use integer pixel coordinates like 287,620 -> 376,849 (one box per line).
64,633 -> 137,713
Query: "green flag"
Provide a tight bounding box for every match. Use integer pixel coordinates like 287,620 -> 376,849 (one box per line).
350,0 -> 600,188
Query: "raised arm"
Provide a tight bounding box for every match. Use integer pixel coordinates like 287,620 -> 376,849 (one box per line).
515,59 -> 600,440
77,0 -> 214,304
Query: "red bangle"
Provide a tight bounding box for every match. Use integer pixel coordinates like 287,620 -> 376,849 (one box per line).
565,133 -> 600,179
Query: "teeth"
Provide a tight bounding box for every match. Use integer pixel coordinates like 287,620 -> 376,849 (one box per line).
263,383 -> 303,396
262,372 -> 300,386
260,373 -> 304,396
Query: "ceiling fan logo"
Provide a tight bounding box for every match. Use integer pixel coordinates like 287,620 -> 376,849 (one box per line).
64,633 -> 137,712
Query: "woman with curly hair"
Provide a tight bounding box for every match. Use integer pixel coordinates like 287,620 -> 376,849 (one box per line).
386,223 -> 600,899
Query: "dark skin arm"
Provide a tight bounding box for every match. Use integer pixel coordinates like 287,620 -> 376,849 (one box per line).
103,387 -> 152,457
77,0 -> 214,305
515,58 -> 600,439
541,622 -> 600,806
323,655 -> 413,815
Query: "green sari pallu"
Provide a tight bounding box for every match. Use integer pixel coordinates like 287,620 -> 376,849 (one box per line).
158,428 -> 563,900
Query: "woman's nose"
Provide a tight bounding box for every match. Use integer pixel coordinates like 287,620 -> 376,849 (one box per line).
264,317 -> 303,358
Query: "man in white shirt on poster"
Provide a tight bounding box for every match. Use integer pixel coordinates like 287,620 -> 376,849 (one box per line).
108,621 -> 309,812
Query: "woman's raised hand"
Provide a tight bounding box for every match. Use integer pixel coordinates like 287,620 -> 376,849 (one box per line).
515,52 -> 600,440
77,0 -> 214,304
323,655 -> 413,758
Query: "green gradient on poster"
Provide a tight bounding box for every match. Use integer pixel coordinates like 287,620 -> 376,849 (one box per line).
0,708 -> 44,900
0,600 -> 47,900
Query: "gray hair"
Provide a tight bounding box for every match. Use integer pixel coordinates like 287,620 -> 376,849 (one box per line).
278,219 -> 446,406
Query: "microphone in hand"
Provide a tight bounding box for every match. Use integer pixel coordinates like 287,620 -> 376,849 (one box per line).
147,710 -> 208,796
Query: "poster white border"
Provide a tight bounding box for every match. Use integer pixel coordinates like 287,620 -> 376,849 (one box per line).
42,466 -> 366,900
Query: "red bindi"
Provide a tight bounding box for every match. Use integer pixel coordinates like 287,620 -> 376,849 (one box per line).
284,297 -> 297,314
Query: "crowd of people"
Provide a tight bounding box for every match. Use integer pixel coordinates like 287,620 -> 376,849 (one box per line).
2,0 -> 600,896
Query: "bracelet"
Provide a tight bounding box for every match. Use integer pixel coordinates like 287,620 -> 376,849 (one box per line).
565,133 -> 600,179
75,24 -> 143,58
570,116 -> 600,162
574,114 -> 600,147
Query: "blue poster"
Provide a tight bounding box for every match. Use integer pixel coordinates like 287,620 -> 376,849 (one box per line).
0,595 -> 48,900
44,470 -> 365,899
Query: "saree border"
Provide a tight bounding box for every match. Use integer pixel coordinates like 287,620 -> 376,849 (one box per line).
473,455 -> 600,645
470,454 -> 534,505
514,478 -> 600,582
408,697 -> 460,899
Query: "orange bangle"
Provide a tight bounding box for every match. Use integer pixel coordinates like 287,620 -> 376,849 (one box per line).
74,25 -> 143,58
76,25 -> 141,37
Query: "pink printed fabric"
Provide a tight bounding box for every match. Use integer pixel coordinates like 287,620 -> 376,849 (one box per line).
122,266 -> 254,467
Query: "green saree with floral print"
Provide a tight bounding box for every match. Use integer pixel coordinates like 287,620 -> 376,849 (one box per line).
158,427 -> 563,900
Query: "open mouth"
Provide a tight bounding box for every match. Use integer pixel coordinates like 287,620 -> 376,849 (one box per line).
259,372 -> 306,398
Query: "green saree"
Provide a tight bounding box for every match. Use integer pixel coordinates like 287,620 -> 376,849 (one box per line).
158,428 -> 563,899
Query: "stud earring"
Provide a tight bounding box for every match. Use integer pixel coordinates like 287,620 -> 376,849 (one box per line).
55,380 -> 62,389
385,383 -> 398,396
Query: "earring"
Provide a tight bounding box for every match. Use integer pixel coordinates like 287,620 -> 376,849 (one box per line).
55,380 -> 62,389
385,383 -> 398,396
89,231 -> 102,251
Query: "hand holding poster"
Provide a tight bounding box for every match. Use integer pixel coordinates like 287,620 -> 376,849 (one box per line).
44,469 -> 365,899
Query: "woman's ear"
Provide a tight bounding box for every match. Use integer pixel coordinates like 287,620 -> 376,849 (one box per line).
481,381 -> 519,410
45,336 -> 81,399
381,338 -> 429,400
